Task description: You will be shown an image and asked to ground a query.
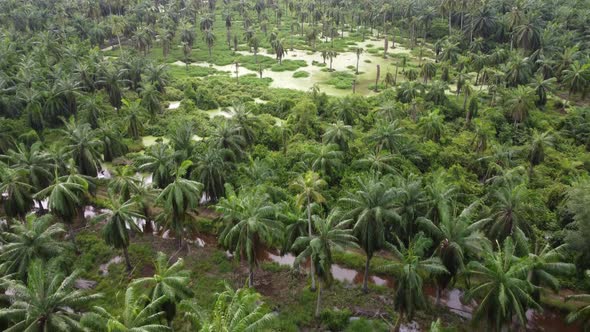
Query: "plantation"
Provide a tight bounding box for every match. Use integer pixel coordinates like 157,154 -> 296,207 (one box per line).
1,0 -> 590,331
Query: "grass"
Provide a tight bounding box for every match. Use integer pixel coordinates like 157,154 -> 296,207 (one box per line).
326,71 -> 356,89
292,70 -> 310,78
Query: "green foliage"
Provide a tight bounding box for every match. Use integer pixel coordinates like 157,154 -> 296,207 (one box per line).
320,308 -> 352,330
293,70 -> 311,78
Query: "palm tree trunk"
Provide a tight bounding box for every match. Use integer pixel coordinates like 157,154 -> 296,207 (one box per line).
307,197 -> 316,292
448,11 -> 452,36
117,35 -> 122,50
248,263 -> 254,287
315,278 -> 322,318
356,55 -> 360,74
363,255 -> 371,293
123,247 -> 132,271
68,223 -> 78,252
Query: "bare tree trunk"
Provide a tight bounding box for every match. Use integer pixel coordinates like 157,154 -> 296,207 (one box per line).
315,278 -> 322,318
123,247 -> 132,271
248,264 -> 254,287
363,256 -> 370,293
375,65 -> 381,92
307,197 -> 316,291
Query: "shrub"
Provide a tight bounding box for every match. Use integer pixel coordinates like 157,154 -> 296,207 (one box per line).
320,308 -> 352,331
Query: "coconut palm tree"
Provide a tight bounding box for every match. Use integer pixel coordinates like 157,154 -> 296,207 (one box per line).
97,195 -> 144,271
340,176 -> 399,293
303,143 -> 343,179
290,171 -> 327,291
2,142 -> 54,209
322,121 -> 354,153
527,243 -> 575,302
486,183 -> 531,249
503,86 -> 536,124
220,190 -> 283,287
0,166 -> 34,220
121,99 -> 146,140
0,261 -> 101,332
292,210 -> 359,317
61,120 -> 102,177
108,166 -> 141,201
514,22 -> 542,52
81,287 -> 170,332
379,234 -> 448,328
418,202 -> 491,302
180,284 -> 276,331
136,143 -> 175,189
139,83 -> 162,118
566,293 -> 590,329
367,120 -> 406,153
0,215 -> 66,280
191,147 -> 231,203
528,74 -> 555,107
210,121 -> 246,159
562,61 -> 589,97
418,109 -> 445,142
203,29 -> 216,61
130,252 -> 192,326
465,239 -> 540,331
156,160 -> 203,249
527,130 -> 553,178
34,171 -> 89,244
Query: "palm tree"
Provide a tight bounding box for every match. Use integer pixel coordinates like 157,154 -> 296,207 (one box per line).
504,56 -> 532,87
340,176 -> 399,293
61,120 -> 102,177
121,99 -> 146,140
108,166 -> 140,201
503,86 -> 536,124
487,183 -> 531,249
0,261 -> 101,332
110,15 -> 126,50
156,161 -> 203,249
181,284 -> 276,331
528,130 -> 553,178
203,29 -> 216,61
2,142 -> 54,210
562,62 -> 589,97
528,74 -> 556,106
367,120 -> 406,153
145,63 -> 169,94
418,109 -> 445,142
129,252 -> 192,326
136,143 -> 175,189
34,172 -> 89,244
514,22 -> 541,52
98,64 -> 127,109
566,293 -> 590,329
0,215 -> 66,280
292,210 -> 358,317
180,22 -> 196,48
228,102 -> 260,145
379,234 -> 448,328
355,150 -> 397,175
220,190 -> 283,287
81,287 -> 170,332
272,38 -> 287,64
327,49 -> 338,72
303,144 -> 343,179
191,147 -> 231,203
354,47 -> 363,74
290,171 -> 327,291
139,83 -> 162,118
465,239 -> 540,331
98,195 -> 144,271
418,202 -> 490,302
420,62 -> 437,84
323,121 -> 354,153
210,121 -> 247,159
0,167 -> 34,220
527,243 -> 575,302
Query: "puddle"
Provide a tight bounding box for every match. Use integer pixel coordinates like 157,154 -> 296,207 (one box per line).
75,279 -> 97,289
99,256 -> 123,276
425,286 -> 475,319
83,206 -> 111,219
258,249 -> 394,286
168,101 -> 181,109
400,321 -> 420,332
526,309 -> 581,332
141,136 -> 170,147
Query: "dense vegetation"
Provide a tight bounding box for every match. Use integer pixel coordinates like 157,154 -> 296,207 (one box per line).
1,0 -> 590,331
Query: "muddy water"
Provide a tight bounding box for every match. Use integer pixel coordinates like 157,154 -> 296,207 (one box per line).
168,101 -> 181,109
258,249 -> 394,287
